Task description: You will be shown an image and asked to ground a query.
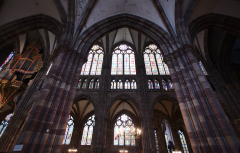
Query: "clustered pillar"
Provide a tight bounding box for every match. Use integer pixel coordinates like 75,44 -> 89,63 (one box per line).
165,45 -> 239,153
12,46 -> 87,153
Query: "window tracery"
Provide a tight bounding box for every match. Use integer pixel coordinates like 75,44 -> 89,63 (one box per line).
178,130 -> 189,153
143,44 -> 170,75
125,79 -> 130,89
111,79 -> 117,89
80,45 -> 104,75
81,114 -> 95,145
154,79 -> 160,89
62,115 -> 74,145
89,79 -> 94,89
0,113 -> 13,138
111,79 -> 137,89
82,79 -> 87,89
162,79 -> 174,91
148,79 -> 154,89
95,79 -> 99,89
114,114 -> 135,146
111,44 -> 136,75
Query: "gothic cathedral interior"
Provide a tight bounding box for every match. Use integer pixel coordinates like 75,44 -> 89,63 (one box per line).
0,0 -> 240,153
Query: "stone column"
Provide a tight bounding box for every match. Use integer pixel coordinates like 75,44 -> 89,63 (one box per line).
90,35 -> 110,153
183,45 -> 240,152
141,106 -> 157,153
164,55 -> 206,153
12,46 -> 87,153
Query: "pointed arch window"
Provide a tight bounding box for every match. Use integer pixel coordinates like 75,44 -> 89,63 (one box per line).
82,79 -> 87,89
165,130 -> 170,153
162,79 -> 174,91
125,79 -> 130,89
154,130 -> 160,153
0,113 -> 13,138
144,44 -> 170,75
114,114 -> 135,146
111,79 -> 116,89
95,79 -> 99,89
117,79 -> 123,89
199,61 -> 208,75
111,44 -> 136,75
62,115 -> 74,145
148,79 -> 154,89
81,114 -> 95,145
0,51 -> 15,72
80,45 -> 104,75
178,130 -> 189,153
154,79 -> 160,89
131,79 -> 137,89
89,79 -> 94,89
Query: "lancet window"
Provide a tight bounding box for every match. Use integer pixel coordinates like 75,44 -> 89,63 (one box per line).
154,130 -> 160,153
81,114 -> 95,145
178,130 -> 189,153
162,79 -> 174,91
80,45 -> 104,75
125,79 -> 130,89
154,79 -> 160,89
89,79 -> 94,89
111,44 -> 136,75
62,115 -> 74,145
199,61 -> 208,75
143,44 -> 170,75
117,79 -> 123,89
111,79 -> 117,89
114,114 -> 135,146
0,51 -> 15,72
148,79 -> 154,89
131,79 -> 137,89
165,131 -> 170,153
82,79 -> 87,89
0,113 -> 13,138
95,79 -> 99,89
77,79 -> 82,89
111,79 -> 137,89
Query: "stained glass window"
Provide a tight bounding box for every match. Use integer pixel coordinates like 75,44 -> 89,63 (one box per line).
117,79 -> 123,89
154,130 -> 159,153
114,114 -> 135,146
165,130 -> 170,153
168,79 -> 174,90
0,113 -> 13,138
77,79 -> 82,89
82,79 -> 87,89
199,61 -> 208,75
62,115 -> 74,145
162,79 -> 174,91
95,79 -> 99,89
148,79 -> 154,89
81,114 -> 95,145
89,79 -> 94,89
154,79 -> 160,89
178,130 -> 189,153
0,51 -> 14,72
162,79 -> 168,91
81,45 -> 104,75
111,44 -> 136,75
144,44 -> 170,75
131,79 -> 137,89
125,79 -> 130,89
111,79 -> 116,89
